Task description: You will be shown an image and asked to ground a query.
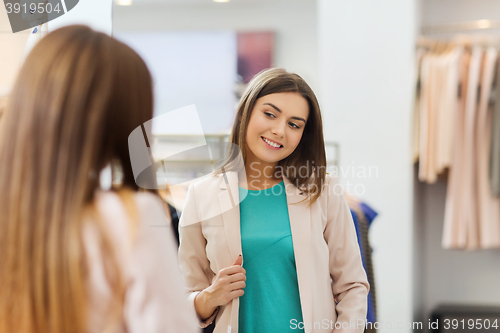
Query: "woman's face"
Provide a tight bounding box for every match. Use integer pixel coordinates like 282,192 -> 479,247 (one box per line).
245,92 -> 309,167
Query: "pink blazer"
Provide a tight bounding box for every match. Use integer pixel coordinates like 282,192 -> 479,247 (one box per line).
178,172 -> 369,333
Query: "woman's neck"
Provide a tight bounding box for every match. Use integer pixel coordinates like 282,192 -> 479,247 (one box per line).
240,157 -> 282,191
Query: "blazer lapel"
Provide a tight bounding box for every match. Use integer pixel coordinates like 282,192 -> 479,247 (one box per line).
283,176 -> 313,332
219,171 -> 243,260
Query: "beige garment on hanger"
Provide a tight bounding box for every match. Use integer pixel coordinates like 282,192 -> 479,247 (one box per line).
475,47 -> 500,249
426,54 -> 441,183
461,46 -> 484,249
432,53 -> 452,178
418,46 -> 463,183
433,53 -> 447,175
436,48 -> 462,173
419,51 -> 450,183
418,53 -> 432,182
421,52 -> 448,183
443,50 -> 471,249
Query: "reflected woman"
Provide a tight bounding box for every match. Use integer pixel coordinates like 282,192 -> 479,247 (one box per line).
178,68 -> 369,333
0,26 -> 198,333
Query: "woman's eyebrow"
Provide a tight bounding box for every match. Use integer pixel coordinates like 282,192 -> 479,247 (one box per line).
263,102 -> 307,123
263,102 -> 282,113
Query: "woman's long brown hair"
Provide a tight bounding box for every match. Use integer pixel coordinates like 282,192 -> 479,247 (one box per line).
217,68 -> 327,205
0,26 -> 153,333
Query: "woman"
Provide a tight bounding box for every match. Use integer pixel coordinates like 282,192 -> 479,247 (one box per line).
0,26 -> 198,333
178,68 -> 369,333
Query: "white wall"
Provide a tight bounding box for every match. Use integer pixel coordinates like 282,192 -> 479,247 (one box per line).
417,0 -> 500,328
112,0 -> 318,93
318,1 -> 417,332
115,30 -> 238,134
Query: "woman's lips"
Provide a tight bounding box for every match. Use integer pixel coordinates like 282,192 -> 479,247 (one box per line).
261,136 -> 283,150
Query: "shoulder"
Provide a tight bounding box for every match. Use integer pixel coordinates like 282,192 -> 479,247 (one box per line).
311,174 -> 345,208
95,190 -> 167,225
133,191 -> 168,220
87,190 -> 176,272
94,190 -> 160,210
91,190 -> 170,249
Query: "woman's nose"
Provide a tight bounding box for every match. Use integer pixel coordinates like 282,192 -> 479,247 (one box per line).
271,121 -> 286,138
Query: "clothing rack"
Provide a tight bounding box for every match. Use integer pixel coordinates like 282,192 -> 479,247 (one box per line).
422,19 -> 500,35
413,27 -> 500,249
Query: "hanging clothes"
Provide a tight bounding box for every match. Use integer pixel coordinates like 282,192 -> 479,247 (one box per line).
442,47 -> 483,249
417,48 -> 460,183
475,48 -> 500,249
461,46 -> 483,249
490,56 -> 500,197
359,202 -> 378,328
347,198 -> 378,328
437,48 -> 462,173
418,53 -> 432,182
441,48 -> 469,249
416,38 -> 500,249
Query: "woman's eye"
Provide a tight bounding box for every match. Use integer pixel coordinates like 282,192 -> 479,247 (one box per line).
289,122 -> 300,129
264,112 -> 276,118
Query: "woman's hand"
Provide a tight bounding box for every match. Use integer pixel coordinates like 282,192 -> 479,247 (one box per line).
194,255 -> 246,320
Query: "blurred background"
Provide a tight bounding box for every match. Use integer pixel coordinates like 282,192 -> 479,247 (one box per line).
2,0 -> 500,332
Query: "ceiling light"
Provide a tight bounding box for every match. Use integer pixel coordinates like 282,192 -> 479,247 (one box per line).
213,0 -> 231,3
115,0 -> 132,6
476,19 -> 492,29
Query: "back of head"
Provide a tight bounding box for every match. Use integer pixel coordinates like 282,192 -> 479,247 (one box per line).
0,25 -> 153,333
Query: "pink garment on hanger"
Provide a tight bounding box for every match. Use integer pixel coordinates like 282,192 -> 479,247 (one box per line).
437,48 -> 462,173
418,54 -> 432,182
475,47 -> 500,249
443,50 -> 471,249
426,54 -> 442,183
418,50 -> 458,184
461,46 -> 483,249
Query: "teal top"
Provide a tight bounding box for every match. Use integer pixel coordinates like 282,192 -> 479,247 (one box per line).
238,181 -> 304,333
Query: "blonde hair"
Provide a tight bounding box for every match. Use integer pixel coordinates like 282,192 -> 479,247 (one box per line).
0,26 -> 153,333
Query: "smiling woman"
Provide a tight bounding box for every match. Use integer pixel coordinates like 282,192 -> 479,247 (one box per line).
178,68 -> 369,333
